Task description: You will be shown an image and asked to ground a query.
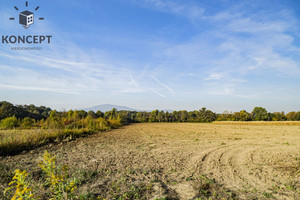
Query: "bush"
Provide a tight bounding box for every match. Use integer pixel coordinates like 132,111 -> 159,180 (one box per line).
0,116 -> 18,129
22,117 -> 35,129
108,116 -> 122,128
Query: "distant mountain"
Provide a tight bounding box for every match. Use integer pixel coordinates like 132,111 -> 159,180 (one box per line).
162,109 -> 174,113
82,104 -> 174,113
82,104 -> 138,112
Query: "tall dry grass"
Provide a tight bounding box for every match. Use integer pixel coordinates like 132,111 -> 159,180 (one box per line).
213,121 -> 300,126
0,128 -> 105,155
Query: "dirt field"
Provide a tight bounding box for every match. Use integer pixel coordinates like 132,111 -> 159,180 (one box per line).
1,123 -> 299,199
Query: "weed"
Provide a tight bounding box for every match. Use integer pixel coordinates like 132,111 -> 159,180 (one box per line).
185,177 -> 193,181
4,151 -> 77,200
38,151 -> 77,199
263,191 -> 272,198
4,169 -> 36,200
193,175 -> 237,199
111,182 -> 152,200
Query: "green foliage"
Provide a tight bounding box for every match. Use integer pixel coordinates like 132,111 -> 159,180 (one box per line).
0,101 -> 51,121
0,116 -> 18,129
1,101 -> 300,129
198,107 -> 217,122
108,116 -> 122,128
252,107 -> 271,121
233,110 -> 252,121
21,117 -> 35,129
286,111 -> 300,121
271,112 -> 287,121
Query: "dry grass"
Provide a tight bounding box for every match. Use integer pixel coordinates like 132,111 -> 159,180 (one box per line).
1,123 -> 300,199
213,121 -> 300,126
0,129 -> 101,155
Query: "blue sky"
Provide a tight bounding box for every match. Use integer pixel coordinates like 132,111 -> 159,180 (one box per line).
0,0 -> 300,112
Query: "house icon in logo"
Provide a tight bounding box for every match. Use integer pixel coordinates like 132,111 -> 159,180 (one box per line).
10,1 -> 44,29
19,10 -> 34,29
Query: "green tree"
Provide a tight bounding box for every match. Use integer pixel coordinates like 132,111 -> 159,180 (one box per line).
179,110 -> 188,122
87,110 -> 96,119
234,110 -> 252,121
252,107 -> 270,121
286,111 -> 300,121
95,110 -> 104,118
22,117 -> 35,129
198,107 -> 216,122
157,111 -> 165,122
272,112 -> 287,121
150,110 -> 158,122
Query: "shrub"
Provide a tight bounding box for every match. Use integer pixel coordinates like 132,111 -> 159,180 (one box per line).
0,116 -> 18,129
22,117 -> 35,129
108,116 -> 122,129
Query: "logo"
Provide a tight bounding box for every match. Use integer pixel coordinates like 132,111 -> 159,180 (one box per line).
2,1 -> 53,50
9,1 -> 44,29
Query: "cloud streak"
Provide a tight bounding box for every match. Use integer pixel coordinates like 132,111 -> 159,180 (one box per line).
138,0 -> 204,20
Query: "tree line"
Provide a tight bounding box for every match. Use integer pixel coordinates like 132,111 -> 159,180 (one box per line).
0,101 -> 299,129
0,101 -> 50,121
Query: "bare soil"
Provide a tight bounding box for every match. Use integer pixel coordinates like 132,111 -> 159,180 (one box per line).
1,123 -> 299,199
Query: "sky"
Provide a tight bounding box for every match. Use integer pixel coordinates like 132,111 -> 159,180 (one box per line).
0,0 -> 300,113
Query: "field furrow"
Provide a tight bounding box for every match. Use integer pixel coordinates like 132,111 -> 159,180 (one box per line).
1,123 -> 299,199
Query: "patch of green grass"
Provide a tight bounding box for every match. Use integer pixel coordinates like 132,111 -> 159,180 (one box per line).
263,191 -> 272,198
111,182 -> 153,200
170,168 -> 177,173
74,169 -> 100,185
193,175 -> 238,200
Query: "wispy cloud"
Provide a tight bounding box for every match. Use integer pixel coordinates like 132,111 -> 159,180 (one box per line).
0,84 -> 79,94
0,46 -> 175,98
150,88 -> 166,98
155,6 -> 299,96
138,0 -> 204,20
150,75 -> 175,94
204,73 -> 224,81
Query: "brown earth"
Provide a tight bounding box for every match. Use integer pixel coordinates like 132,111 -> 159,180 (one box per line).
1,123 -> 300,199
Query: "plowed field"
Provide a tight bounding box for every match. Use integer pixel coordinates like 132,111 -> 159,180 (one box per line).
1,123 -> 299,199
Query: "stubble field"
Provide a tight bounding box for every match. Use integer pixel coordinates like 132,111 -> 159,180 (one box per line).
0,123 -> 299,199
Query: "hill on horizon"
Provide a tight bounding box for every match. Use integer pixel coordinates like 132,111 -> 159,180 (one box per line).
82,104 -> 138,112
82,104 -> 174,113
